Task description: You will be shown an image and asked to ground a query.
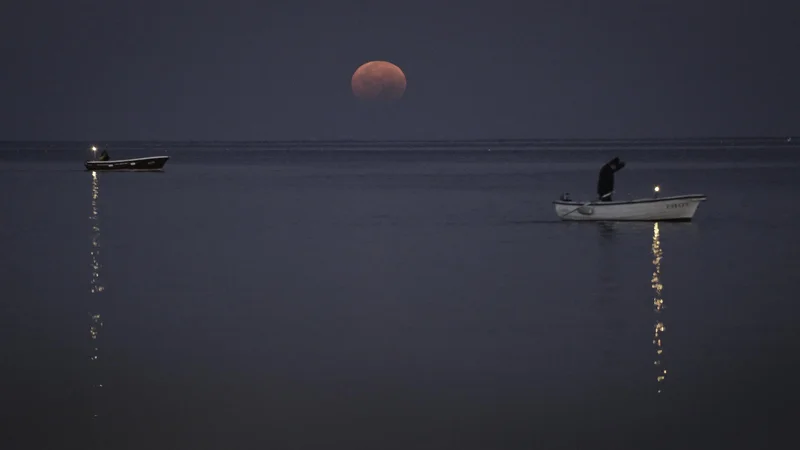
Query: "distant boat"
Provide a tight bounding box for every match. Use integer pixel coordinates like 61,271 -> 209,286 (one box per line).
84,155 -> 170,172
554,193 -> 707,221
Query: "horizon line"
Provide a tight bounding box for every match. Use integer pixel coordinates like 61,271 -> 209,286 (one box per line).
0,136 -> 796,144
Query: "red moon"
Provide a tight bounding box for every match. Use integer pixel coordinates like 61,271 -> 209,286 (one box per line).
351,61 -> 407,101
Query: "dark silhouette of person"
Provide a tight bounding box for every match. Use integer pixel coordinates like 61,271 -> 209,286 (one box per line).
99,150 -> 110,161
596,157 -> 626,201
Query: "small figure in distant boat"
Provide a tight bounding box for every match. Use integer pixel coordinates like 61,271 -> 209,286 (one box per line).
596,157 -> 626,201
98,150 -> 110,161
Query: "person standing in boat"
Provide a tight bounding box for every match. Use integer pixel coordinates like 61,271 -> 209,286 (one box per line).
596,157 -> 626,201
98,150 -> 110,161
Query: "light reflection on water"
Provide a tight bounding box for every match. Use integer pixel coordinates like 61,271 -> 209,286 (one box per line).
88,171 -> 104,425
652,222 -> 666,393
595,220 -> 673,395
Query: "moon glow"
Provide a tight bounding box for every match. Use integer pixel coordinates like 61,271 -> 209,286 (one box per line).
351,61 -> 407,101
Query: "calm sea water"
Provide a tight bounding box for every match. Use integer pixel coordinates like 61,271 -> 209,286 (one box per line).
2,142 -> 799,449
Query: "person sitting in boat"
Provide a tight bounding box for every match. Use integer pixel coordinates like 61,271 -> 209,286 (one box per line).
98,150 -> 110,161
596,157 -> 626,201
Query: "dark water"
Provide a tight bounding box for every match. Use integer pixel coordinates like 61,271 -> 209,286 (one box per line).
2,142 -> 799,449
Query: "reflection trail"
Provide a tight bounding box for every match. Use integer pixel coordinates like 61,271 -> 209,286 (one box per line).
651,222 -> 666,393
89,171 -> 104,422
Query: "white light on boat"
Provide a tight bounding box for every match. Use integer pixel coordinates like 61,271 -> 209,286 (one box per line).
654,185 -> 660,193
91,146 -> 97,152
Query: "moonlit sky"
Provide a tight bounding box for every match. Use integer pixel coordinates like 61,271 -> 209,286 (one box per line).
0,0 -> 797,140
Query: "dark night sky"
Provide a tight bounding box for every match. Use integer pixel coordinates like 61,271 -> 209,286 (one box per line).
0,0 -> 797,140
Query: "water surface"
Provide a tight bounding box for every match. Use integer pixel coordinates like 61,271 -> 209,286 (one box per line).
1,142 -> 798,449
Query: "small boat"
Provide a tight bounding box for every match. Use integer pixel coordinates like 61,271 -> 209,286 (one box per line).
84,146 -> 169,172
554,191 -> 707,221
85,155 -> 170,172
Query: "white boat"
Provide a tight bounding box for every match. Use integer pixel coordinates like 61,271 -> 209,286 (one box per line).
554,193 -> 707,221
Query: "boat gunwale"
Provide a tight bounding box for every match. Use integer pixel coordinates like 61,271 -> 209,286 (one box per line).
84,168 -> 166,172
84,155 -> 170,165
553,194 -> 707,206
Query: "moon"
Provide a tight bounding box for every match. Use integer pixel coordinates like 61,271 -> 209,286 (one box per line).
351,61 -> 407,101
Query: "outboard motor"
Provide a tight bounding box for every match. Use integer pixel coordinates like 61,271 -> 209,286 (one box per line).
560,192 -> 572,201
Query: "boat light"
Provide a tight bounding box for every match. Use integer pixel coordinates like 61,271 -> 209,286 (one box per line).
654,185 -> 660,193
91,146 -> 97,152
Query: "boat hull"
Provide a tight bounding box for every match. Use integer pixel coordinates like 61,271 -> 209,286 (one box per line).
554,194 -> 707,221
85,156 -> 169,172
